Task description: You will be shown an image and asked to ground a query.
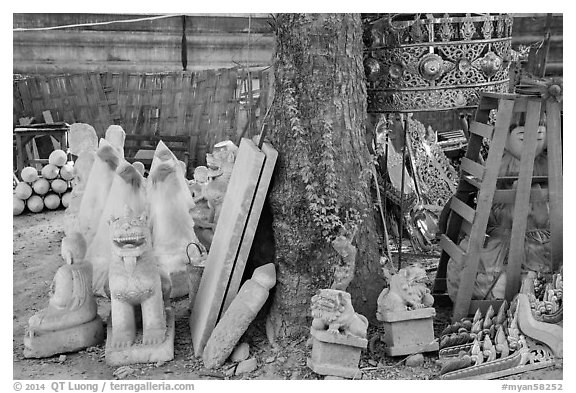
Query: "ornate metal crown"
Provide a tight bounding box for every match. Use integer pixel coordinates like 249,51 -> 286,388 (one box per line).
363,13 -> 514,113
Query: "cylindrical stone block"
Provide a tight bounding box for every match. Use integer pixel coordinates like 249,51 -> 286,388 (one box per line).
27,195 -> 44,213
61,191 -> 72,208
15,182 -> 33,200
51,178 -> 68,194
21,166 -> 39,183
202,263 -> 276,369
49,149 -> 68,167
41,164 -> 60,180
44,193 -> 61,210
14,196 -> 25,215
32,178 -> 50,195
59,164 -> 75,181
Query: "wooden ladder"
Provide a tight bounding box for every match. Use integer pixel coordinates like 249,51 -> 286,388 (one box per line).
432,92 -> 563,322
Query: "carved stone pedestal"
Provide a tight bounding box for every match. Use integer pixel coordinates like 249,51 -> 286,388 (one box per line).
307,327 -> 367,379
379,307 -> 438,356
24,316 -> 104,358
105,308 -> 175,366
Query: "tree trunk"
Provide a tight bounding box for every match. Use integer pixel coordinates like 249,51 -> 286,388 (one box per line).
267,13 -> 384,339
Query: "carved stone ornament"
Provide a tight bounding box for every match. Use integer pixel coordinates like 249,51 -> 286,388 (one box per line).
363,13 -> 513,112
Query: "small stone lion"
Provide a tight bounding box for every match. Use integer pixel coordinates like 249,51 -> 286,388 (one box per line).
310,289 -> 368,339
108,206 -> 169,348
376,263 -> 434,318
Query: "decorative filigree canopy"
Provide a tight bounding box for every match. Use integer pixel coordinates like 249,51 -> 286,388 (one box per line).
363,13 -> 514,113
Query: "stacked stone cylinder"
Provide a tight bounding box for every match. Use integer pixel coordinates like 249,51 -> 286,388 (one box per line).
14,149 -> 74,215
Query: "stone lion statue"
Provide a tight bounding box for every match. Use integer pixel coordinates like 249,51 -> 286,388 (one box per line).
376,263 -> 434,318
107,206 -> 169,348
310,289 -> 368,339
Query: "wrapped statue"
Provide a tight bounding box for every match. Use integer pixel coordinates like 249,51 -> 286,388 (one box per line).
86,161 -> 147,296
63,123 -> 98,237
147,141 -> 206,298
76,139 -> 122,245
447,113 -> 552,301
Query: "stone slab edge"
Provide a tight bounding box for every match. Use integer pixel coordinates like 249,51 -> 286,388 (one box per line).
190,139 -> 265,357
221,140 -> 278,313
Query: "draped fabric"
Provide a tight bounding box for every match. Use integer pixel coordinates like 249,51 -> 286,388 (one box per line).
447,151 -> 552,301
76,139 -> 121,245
86,161 -> 147,296
147,141 -> 204,296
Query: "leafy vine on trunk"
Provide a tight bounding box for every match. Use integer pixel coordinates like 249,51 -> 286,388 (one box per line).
267,14 -> 383,338
283,68 -> 363,243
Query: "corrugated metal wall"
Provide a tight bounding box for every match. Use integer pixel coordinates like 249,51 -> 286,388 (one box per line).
13,14 -> 275,74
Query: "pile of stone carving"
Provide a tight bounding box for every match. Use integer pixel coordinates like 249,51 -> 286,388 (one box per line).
14,150 -> 74,215
21,122 -> 268,371
438,290 -> 562,380
526,272 -> 562,321
187,140 -> 238,251
23,123 -> 207,365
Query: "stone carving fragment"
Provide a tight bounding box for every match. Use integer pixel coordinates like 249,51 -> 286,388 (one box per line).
202,263 -> 276,369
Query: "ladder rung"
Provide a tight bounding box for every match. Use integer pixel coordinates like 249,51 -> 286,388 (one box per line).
440,234 -> 465,265
477,96 -> 501,111
450,197 -> 476,223
493,188 -> 549,204
469,121 -> 493,139
461,157 -> 485,180
463,175 -> 482,189
497,176 -> 548,183
481,92 -> 517,100
512,96 -> 529,113
440,131 -> 464,137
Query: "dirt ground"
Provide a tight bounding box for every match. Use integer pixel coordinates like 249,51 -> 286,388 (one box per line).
13,209 -> 562,381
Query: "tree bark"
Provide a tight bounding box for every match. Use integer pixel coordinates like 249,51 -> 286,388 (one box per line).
267,13 -> 383,339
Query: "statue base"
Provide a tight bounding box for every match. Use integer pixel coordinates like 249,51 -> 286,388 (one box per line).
307,327 -> 367,379
23,316 -> 105,358
378,307 -> 438,356
105,308 -> 175,366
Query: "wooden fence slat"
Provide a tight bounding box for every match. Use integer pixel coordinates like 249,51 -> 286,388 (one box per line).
13,68 -> 266,168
